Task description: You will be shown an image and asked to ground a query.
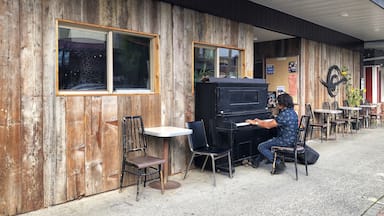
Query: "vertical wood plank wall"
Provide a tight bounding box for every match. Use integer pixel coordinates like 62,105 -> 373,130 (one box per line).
0,0 -> 361,215
299,39 -> 361,115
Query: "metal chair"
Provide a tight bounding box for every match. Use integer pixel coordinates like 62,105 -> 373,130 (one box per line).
271,115 -> 311,180
120,116 -> 165,201
305,104 -> 327,142
185,120 -> 233,186
342,100 -> 362,132
380,103 -> 384,127
322,101 -> 331,109
330,101 -> 347,136
367,104 -> 380,128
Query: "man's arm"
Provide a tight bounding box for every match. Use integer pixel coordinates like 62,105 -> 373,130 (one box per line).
245,118 -> 278,129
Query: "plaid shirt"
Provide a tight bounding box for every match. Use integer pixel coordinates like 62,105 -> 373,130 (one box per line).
275,107 -> 298,146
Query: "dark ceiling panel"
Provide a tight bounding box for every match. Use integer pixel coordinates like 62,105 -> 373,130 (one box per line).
160,0 -> 363,50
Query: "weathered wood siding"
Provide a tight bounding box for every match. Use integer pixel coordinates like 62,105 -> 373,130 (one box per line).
0,0 -> 361,215
255,37 -> 361,116
299,39 -> 361,115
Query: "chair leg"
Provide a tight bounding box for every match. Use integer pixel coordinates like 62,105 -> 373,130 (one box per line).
304,153 -> 308,176
227,152 -> 233,178
184,153 -> 195,179
160,164 -> 164,195
294,151 -> 298,181
136,170 -> 142,201
271,151 -> 277,174
201,156 -> 209,172
144,167 -> 147,187
120,161 -> 125,192
323,127 -> 327,141
211,155 -> 216,187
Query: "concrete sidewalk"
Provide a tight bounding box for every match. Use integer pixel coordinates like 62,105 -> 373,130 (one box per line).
21,127 -> 384,216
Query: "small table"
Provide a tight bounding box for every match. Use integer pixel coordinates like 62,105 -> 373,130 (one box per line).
360,104 -> 377,128
339,106 -> 362,132
144,126 -> 192,190
313,109 -> 342,140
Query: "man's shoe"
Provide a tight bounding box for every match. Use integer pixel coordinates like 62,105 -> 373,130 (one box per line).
251,160 -> 260,168
251,154 -> 264,168
271,161 -> 286,174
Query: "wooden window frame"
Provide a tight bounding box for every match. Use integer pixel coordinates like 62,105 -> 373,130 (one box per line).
56,19 -> 160,96
192,41 -> 245,83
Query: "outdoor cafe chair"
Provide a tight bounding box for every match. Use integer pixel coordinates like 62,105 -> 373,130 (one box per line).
185,120 -> 233,186
305,104 -> 327,142
120,115 -> 165,201
271,115 -> 310,180
342,100 -> 362,132
330,101 -> 347,136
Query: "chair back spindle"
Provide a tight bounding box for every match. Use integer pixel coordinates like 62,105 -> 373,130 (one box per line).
122,116 -> 147,153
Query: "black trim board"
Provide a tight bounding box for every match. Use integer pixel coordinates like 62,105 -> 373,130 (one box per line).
159,0 -> 363,51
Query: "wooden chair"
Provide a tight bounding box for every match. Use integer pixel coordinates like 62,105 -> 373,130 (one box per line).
185,120 -> 233,186
120,116 -> 165,201
271,115 -> 311,180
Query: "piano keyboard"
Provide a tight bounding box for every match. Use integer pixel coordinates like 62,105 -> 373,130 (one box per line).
235,119 -> 273,127
235,122 -> 251,127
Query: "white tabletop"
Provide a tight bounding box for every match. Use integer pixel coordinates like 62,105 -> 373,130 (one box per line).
360,104 -> 377,108
144,126 -> 192,138
313,109 -> 342,114
339,106 -> 362,111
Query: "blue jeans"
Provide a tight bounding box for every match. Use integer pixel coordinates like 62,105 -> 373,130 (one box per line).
257,138 -> 290,163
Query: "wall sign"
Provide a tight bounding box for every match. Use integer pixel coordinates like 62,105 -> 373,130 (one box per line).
266,64 -> 274,75
288,61 -> 297,73
320,65 -> 347,97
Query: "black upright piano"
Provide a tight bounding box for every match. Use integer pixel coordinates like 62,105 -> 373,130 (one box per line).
195,78 -> 275,171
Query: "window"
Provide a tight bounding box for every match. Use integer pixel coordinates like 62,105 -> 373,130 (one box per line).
57,20 -> 159,95
193,43 -> 243,83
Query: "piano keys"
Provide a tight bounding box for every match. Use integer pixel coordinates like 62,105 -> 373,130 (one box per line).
235,122 -> 251,127
235,118 -> 273,127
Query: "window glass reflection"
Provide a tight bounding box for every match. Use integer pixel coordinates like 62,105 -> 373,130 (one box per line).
194,47 -> 216,83
113,33 -> 151,90
219,48 -> 239,78
58,27 -> 107,90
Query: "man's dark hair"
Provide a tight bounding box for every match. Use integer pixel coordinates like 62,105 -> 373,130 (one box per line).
277,93 -> 294,108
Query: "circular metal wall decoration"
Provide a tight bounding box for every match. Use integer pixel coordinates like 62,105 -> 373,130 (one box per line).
320,65 -> 347,97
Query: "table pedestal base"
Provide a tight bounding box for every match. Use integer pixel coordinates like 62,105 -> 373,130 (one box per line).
149,180 -> 181,190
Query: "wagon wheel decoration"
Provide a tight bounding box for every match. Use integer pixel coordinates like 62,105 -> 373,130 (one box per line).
320,65 -> 347,97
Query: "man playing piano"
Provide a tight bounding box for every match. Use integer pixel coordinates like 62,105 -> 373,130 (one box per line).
246,93 -> 298,174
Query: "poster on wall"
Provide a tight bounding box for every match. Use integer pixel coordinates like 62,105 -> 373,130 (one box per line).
266,64 -> 275,75
288,61 -> 297,73
288,74 -> 297,96
277,86 -> 285,95
267,91 -> 277,108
